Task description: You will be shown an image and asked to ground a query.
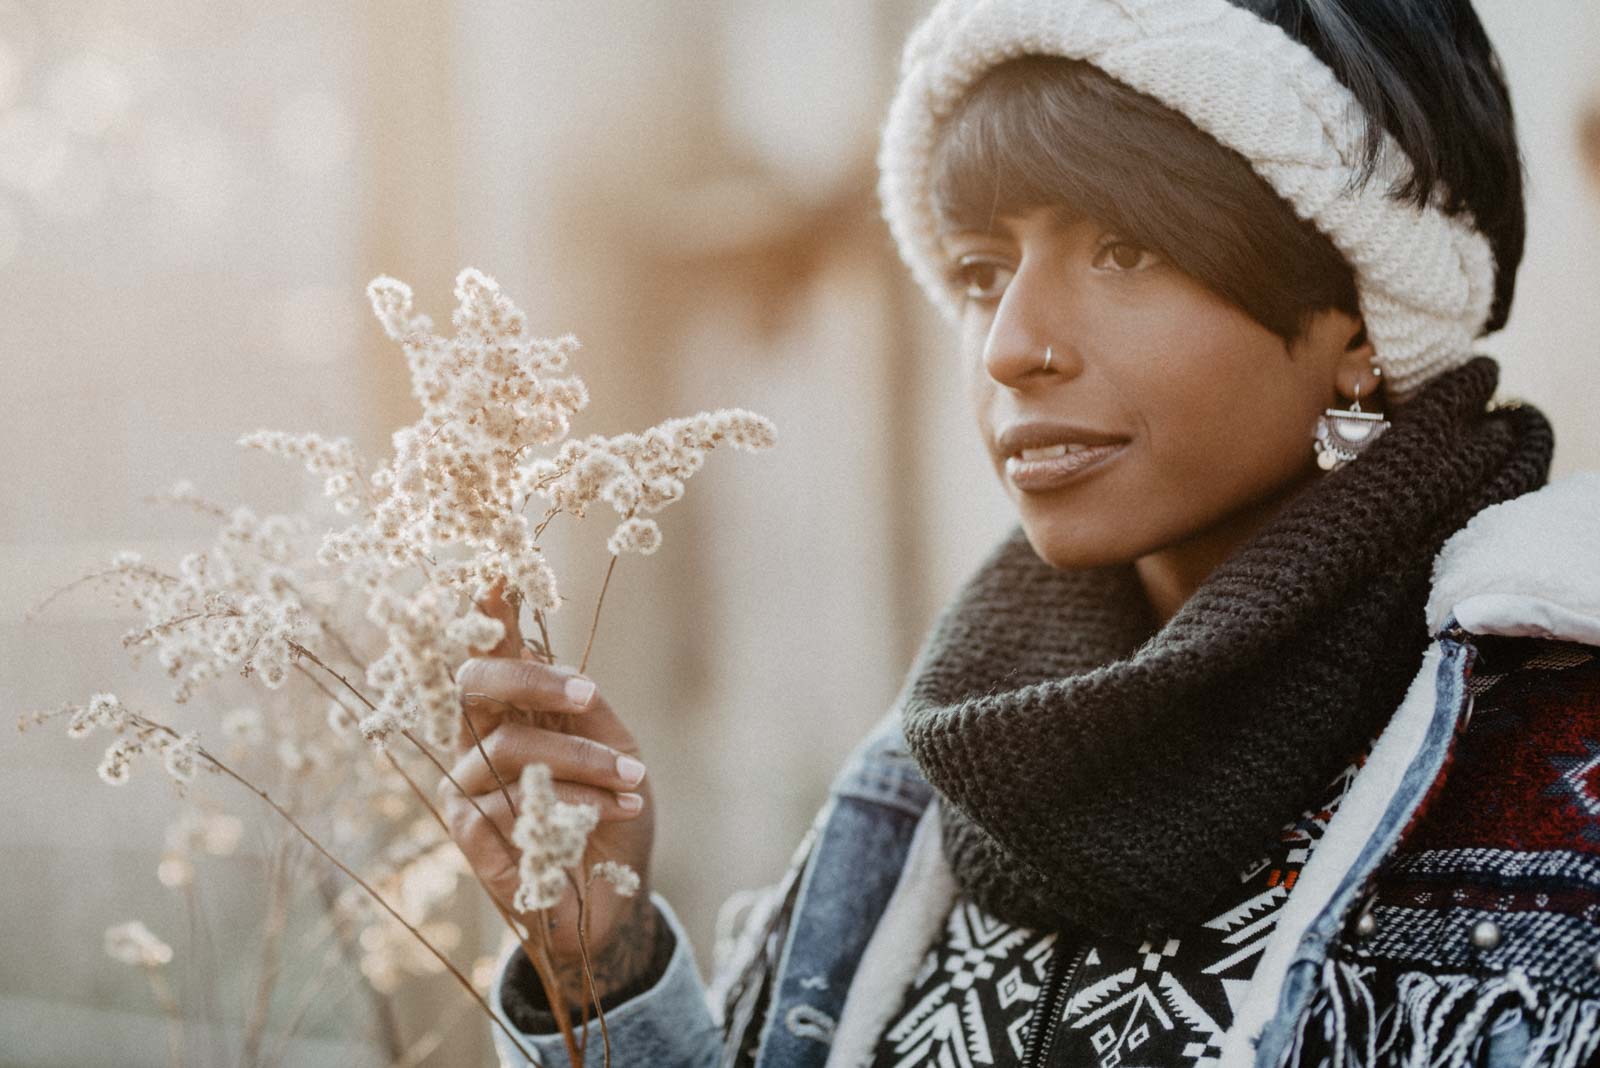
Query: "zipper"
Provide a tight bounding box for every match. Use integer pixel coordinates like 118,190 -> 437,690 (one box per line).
1021,936 -> 1091,1068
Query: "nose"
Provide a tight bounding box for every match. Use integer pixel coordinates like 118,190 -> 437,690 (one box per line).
980,266 -> 1080,387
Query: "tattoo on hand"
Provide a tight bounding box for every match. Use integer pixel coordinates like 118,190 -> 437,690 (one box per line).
552,897 -> 662,1004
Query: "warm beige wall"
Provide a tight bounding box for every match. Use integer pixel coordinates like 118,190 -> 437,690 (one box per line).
0,1 -> 477,1064
1474,0 -> 1600,477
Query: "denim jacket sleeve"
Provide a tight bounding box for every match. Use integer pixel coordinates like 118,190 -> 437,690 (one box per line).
491,892 -> 721,1068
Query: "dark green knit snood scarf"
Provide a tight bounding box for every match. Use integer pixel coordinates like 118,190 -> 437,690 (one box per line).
901,357 -> 1552,943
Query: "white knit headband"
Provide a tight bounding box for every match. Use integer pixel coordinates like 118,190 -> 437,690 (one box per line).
877,0 -> 1498,399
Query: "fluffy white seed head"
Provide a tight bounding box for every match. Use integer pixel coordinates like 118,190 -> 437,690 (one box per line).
105,921 -> 173,967
607,516 -> 662,556
161,732 -> 201,784
590,860 -> 640,898
511,763 -> 599,913
98,737 -> 144,785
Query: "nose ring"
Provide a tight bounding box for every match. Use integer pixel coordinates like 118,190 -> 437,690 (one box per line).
1043,346 -> 1054,372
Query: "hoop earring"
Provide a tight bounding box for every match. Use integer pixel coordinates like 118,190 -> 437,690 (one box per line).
1313,380 -> 1390,471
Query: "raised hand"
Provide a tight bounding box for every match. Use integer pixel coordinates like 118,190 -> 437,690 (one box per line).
441,580 -> 660,1004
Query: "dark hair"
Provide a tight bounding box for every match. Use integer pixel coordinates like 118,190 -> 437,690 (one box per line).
930,0 -> 1524,339
932,57 -> 1361,343
1233,0 -> 1524,330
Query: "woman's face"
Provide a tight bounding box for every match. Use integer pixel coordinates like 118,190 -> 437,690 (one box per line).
945,205 -> 1376,572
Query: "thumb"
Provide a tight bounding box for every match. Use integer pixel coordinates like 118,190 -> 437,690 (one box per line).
473,577 -> 525,659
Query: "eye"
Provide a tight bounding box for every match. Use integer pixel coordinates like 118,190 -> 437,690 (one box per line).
948,256 -> 1015,303
1092,239 -> 1160,272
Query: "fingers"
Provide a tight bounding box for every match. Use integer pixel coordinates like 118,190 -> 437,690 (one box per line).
455,657 -> 594,747
458,657 -> 597,718
446,722 -> 647,799
443,767 -> 645,835
472,577 -> 525,659
456,658 -> 638,756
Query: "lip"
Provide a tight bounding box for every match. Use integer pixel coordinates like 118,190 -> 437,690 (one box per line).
994,419 -> 1130,493
1004,442 -> 1127,492
995,419 -> 1129,456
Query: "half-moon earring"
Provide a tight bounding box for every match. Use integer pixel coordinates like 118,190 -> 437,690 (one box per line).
1313,380 -> 1390,471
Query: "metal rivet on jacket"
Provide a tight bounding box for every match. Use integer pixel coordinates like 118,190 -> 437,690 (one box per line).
1471,920 -> 1501,950
1355,912 -> 1377,938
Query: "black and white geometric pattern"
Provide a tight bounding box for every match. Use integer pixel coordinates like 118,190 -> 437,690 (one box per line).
869,745 -> 1372,1067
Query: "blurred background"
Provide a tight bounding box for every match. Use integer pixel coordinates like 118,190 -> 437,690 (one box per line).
1,1 -> 1596,1065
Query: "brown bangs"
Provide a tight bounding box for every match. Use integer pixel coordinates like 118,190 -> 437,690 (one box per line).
929,56 -> 1358,342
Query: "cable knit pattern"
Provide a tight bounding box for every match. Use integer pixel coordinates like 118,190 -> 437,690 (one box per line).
877,0 -> 1498,399
899,358 -> 1552,944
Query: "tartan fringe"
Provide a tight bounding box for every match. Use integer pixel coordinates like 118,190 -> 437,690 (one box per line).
1279,957 -> 1600,1068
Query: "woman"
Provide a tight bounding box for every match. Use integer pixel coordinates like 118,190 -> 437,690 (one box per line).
444,0 -> 1600,1065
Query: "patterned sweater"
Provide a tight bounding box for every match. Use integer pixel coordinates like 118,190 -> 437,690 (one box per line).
868,743 -> 1372,1067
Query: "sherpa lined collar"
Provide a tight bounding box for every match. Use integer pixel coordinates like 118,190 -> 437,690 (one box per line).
1427,471 -> 1600,645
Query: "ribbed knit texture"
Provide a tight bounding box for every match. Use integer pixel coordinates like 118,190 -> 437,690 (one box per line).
877,0 -> 1499,399
900,357 -> 1552,943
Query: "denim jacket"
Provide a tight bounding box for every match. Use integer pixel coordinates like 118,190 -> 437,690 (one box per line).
492,473 -> 1600,1068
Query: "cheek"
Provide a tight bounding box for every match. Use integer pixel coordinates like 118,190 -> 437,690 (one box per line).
1121,308 -> 1317,508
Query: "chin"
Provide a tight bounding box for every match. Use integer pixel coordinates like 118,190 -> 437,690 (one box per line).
1016,514 -> 1148,572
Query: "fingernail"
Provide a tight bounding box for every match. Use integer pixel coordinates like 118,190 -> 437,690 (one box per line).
616,755 -> 647,787
617,792 -> 643,813
564,677 -> 596,707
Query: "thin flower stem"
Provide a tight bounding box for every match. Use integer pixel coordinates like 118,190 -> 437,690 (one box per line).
178,879 -> 223,1063
386,752 -> 452,835
263,946 -> 345,1068
534,609 -> 557,665
534,510 -> 561,538
291,660 -> 487,845
121,610 -> 219,647
242,841 -> 293,1068
270,873 -> 405,1065
464,723 -> 519,838
286,646 -> 521,866
290,625 -> 597,1062
143,965 -> 185,1068
567,868 -> 613,1066
291,664 -> 360,720
131,715 -> 538,1063
383,747 -> 529,959
315,616 -> 366,673
495,899 -> 585,1067
24,564 -> 179,621
398,728 -> 519,861
141,489 -> 230,518
287,643 -> 516,856
423,418 -> 455,446
457,691 -> 520,817
383,745 -> 565,1039
287,642 -> 375,712
441,656 -> 513,819
453,593 -> 596,1064
383,749 -> 506,897
579,556 -> 618,676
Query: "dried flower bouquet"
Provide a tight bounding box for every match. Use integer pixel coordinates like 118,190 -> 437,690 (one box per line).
21,268 -> 775,1066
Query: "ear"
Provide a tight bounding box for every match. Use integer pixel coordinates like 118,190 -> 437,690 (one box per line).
1331,316 -> 1382,404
